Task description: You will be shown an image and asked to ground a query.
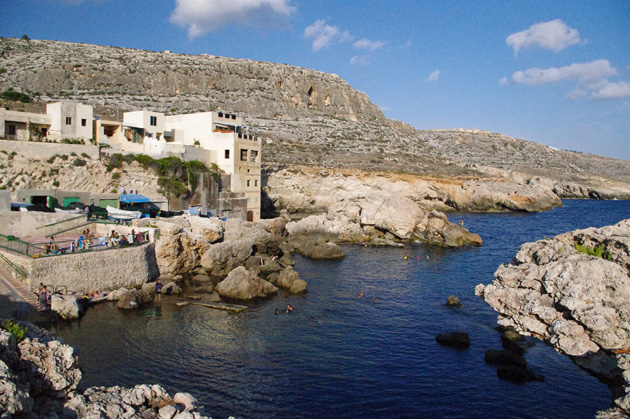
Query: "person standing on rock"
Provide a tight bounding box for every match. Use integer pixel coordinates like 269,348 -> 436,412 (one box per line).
155,279 -> 163,302
38,283 -> 48,311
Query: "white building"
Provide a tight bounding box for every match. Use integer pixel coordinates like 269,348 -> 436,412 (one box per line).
46,102 -> 93,140
165,110 -> 261,221
0,101 -> 93,142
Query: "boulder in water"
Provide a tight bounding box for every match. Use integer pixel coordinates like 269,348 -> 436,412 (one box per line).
445,295 -> 462,307
435,332 -> 470,349
497,365 -> 543,384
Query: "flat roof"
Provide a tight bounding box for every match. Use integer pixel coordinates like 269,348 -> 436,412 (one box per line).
120,194 -> 151,204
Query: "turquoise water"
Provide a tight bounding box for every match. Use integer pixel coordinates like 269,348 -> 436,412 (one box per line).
51,200 -> 630,418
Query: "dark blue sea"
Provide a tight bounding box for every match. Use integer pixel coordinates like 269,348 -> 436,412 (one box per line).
51,200 -> 630,418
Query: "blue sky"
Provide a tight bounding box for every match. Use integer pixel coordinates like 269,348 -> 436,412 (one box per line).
1,0 -> 629,159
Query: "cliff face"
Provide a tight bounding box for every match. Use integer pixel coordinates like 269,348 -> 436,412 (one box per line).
0,38 -> 384,123
1,37 -> 630,201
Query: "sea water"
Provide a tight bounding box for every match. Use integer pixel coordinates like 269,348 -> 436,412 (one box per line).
52,200 -> 630,418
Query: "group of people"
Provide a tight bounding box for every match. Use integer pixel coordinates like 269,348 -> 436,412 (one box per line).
108,229 -> 144,247
70,229 -> 93,252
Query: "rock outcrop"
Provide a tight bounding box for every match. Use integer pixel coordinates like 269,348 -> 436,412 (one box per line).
214,266 -> 278,301
476,219 -> 630,413
271,169 -> 483,247
0,323 -> 213,417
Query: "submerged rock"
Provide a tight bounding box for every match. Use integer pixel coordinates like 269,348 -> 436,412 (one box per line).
435,332 -> 470,349
496,365 -> 544,384
484,349 -> 527,369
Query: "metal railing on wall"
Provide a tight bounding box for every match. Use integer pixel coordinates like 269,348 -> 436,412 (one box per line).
35,214 -> 88,237
0,253 -> 27,278
0,234 -> 45,257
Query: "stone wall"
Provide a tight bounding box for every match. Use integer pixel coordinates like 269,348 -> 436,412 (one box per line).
27,244 -> 159,292
0,139 -> 99,160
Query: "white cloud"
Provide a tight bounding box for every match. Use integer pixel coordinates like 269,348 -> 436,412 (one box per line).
592,81 -> 630,100
499,76 -> 509,85
171,0 -> 294,38
425,70 -> 440,82
350,55 -> 371,66
353,39 -> 386,51
508,59 -> 630,100
507,19 -> 581,56
304,19 -> 352,51
511,59 -> 617,87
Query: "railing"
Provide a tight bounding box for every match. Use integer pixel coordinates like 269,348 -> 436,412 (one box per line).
0,234 -> 45,257
0,253 -> 27,278
36,214 -> 88,237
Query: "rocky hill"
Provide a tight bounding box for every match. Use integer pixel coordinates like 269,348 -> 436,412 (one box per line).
1,37 -> 630,198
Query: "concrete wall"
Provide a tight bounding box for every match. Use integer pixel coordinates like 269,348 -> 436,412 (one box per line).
24,244 -> 159,292
0,139 -> 99,160
0,190 -> 10,213
0,212 -> 84,237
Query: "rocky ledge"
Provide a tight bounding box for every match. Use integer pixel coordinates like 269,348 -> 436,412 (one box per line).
0,322 -> 215,418
475,219 -> 630,416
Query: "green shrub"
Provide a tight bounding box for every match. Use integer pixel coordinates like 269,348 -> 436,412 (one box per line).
59,154 -> 68,161
80,152 -> 90,159
52,180 -> 60,187
72,158 -> 87,167
574,243 -> 612,261
2,319 -> 27,342
1,88 -> 31,103
111,172 -> 120,179
46,155 -> 57,164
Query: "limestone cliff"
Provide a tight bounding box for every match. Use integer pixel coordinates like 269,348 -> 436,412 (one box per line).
1,37 -> 629,200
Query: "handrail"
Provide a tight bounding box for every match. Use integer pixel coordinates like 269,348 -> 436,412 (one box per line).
37,214 -> 86,229
0,234 -> 39,257
35,214 -> 87,237
0,253 -> 27,278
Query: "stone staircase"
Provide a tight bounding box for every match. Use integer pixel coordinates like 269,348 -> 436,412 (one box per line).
0,260 -> 38,309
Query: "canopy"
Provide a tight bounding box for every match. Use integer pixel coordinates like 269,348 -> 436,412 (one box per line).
120,194 -> 151,204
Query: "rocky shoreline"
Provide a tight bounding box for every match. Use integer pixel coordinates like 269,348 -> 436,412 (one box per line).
476,219 -> 630,417
0,322 -> 216,418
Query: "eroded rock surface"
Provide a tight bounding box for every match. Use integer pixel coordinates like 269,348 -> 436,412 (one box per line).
476,219 -> 630,414
0,324 -> 213,418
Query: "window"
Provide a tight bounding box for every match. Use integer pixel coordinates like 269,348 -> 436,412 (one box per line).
224,149 -> 230,159
65,117 -> 72,125
251,150 -> 259,161
7,125 -> 16,135
150,116 -> 157,126
247,180 -> 251,187
240,149 -> 248,161
255,180 -> 258,187
81,119 -> 87,127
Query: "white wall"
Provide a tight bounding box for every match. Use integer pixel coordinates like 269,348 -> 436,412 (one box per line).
46,102 -> 93,140
124,110 -> 165,138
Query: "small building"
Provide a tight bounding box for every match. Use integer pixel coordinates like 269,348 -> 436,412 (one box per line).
46,102 -> 93,141
0,108 -> 52,141
15,189 -> 119,210
0,101 -> 93,142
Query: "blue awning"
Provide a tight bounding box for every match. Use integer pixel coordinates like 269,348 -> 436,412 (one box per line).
120,194 -> 151,204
